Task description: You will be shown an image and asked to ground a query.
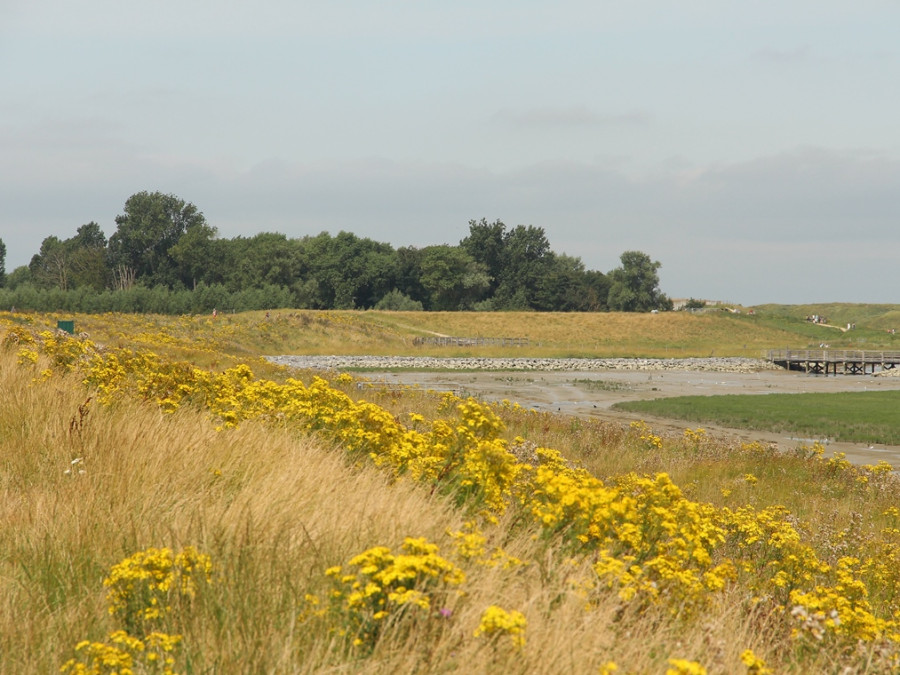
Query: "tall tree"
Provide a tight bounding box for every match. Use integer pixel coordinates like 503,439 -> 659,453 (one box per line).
606,250 -> 671,312
169,222 -> 221,289
301,232 -> 399,309
219,233 -> 300,291
0,238 -> 6,287
418,245 -> 490,310
68,222 -> 109,291
580,269 -> 610,311
392,246 -> 428,305
460,218 -> 506,297
30,236 -> 71,290
494,225 -> 554,310
108,191 -> 207,288
28,224 -> 109,291
535,254 -> 594,311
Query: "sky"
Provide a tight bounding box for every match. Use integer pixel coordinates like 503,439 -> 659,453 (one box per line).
2,1 -> 899,305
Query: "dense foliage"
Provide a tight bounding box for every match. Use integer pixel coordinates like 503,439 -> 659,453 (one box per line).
0,192 -> 672,313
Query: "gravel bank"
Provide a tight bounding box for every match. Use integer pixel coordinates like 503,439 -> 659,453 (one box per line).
264,355 -> 780,373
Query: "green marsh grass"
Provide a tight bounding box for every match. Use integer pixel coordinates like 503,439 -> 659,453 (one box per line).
613,390 -> 900,445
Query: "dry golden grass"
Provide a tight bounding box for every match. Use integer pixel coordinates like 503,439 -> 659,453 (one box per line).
13,303 -> 900,365
6,309 -> 900,673
0,348 -> 813,674
0,350 -> 456,672
359,310 -> 801,358
0,354 -> 578,671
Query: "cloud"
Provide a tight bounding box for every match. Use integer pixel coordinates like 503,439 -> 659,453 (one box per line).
666,147 -> 900,241
753,45 -> 811,64
492,106 -> 652,128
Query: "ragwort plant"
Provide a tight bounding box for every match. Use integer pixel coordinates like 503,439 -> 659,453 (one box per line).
7,320 -> 900,672
474,604 -> 528,649
60,630 -> 183,675
103,546 -> 214,633
308,537 -> 466,652
60,545 -> 212,675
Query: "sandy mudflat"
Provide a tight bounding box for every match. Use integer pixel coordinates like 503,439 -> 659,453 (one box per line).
360,367 -> 900,467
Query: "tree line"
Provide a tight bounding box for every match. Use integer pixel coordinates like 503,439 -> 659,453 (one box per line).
0,191 -> 672,314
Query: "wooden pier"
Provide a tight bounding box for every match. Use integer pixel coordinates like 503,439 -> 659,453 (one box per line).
767,349 -> 900,375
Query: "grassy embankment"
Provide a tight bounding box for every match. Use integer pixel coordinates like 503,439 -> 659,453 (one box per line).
3,307 -> 900,673
15,304 -> 900,442
37,302 -> 900,360
0,307 -> 775,373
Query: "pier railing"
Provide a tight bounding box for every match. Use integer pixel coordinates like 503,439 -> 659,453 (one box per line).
767,349 -> 900,363
766,349 -> 900,375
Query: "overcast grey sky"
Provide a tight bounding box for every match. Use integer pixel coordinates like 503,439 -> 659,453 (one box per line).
2,1 -> 899,305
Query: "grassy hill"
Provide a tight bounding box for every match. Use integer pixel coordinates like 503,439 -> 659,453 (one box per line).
12,302 -> 900,364
3,307 -> 900,673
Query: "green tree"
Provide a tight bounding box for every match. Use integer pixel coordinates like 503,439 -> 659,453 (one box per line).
374,289 -> 424,311
28,223 -> 110,291
606,250 -> 671,312
535,253 -> 608,311
221,233 -> 301,292
494,225 -> 555,310
392,246 -> 428,306
5,266 -> 31,290
108,191 -> 207,288
581,269 -> 610,311
30,236 -> 71,290
68,222 -> 109,291
418,245 -> 490,310
169,222 -> 221,289
460,218 -> 505,298
300,232 -> 399,309
0,238 -> 5,287
683,298 -> 706,310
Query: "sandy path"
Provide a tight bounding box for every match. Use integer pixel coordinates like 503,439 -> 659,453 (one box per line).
363,368 -> 900,466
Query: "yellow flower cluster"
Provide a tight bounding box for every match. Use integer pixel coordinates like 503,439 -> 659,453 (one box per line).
739,649 -> 772,675
682,427 -> 707,445
61,546 -> 206,675
103,546 -> 214,630
789,555 -> 900,643
474,605 -> 527,649
519,454 -> 733,610
629,420 -> 663,450
666,658 -> 707,675
447,521 -> 525,570
61,630 -> 182,675
315,537 -> 465,649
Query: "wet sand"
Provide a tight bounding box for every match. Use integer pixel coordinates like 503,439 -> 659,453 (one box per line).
364,368 -> 900,466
